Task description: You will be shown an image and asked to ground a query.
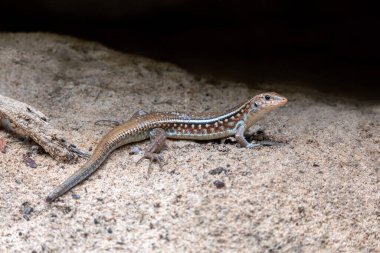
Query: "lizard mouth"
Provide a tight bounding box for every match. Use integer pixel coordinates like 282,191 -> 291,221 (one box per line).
279,97 -> 288,106
273,95 -> 287,107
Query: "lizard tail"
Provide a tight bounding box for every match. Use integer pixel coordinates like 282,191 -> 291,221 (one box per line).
45,151 -> 110,202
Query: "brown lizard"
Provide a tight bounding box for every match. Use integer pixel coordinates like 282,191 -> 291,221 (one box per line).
46,92 -> 287,202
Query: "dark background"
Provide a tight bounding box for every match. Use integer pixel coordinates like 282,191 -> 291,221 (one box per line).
1,0 -> 379,99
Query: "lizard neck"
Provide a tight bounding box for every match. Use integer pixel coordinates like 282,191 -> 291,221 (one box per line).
244,104 -> 280,130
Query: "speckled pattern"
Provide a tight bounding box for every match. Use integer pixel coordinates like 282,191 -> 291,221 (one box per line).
0,33 -> 379,253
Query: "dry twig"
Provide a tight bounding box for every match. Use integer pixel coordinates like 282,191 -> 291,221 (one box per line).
0,94 -> 88,162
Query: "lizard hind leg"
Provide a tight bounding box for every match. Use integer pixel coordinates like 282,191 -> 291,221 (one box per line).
95,109 -> 149,128
130,109 -> 149,119
136,128 -> 167,176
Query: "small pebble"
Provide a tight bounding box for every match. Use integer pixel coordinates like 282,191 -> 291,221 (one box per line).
129,146 -> 141,155
209,167 -> 227,175
72,194 -> 81,200
23,154 -> 37,168
24,206 -> 34,215
0,138 -> 7,153
213,180 -> 225,189
22,202 -> 34,220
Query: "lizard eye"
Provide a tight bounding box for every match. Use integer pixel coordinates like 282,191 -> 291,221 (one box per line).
265,95 -> 271,101
254,102 -> 258,107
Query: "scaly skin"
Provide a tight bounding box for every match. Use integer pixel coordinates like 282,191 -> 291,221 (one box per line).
46,92 -> 287,202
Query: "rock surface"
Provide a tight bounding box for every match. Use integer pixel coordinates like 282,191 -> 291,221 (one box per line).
0,33 -> 379,252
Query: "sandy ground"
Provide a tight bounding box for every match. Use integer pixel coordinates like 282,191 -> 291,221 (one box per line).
0,33 -> 379,252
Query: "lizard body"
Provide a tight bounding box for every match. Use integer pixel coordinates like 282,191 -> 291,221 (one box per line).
46,92 -> 287,202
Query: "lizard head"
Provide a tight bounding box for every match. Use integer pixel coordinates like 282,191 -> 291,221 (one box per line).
251,92 -> 288,111
244,92 -> 288,127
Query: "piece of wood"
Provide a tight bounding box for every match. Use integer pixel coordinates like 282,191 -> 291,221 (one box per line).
0,94 -> 88,162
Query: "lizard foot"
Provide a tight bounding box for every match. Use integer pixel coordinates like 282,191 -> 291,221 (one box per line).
136,152 -> 164,177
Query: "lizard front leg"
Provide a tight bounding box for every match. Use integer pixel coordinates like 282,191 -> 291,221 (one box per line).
235,123 -> 260,148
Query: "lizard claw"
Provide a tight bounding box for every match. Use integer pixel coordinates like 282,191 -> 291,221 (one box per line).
246,143 -> 261,148
136,152 -> 164,178
257,140 -> 280,146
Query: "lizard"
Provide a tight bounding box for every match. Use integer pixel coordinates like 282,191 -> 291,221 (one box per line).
46,92 -> 287,202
